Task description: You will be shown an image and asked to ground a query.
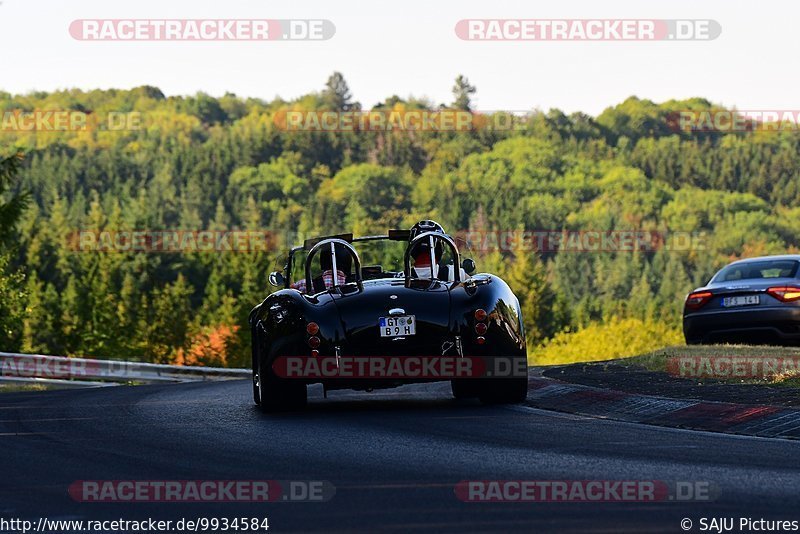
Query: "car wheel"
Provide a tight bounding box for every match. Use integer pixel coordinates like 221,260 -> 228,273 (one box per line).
478,376 -> 528,405
253,372 -> 261,406
451,379 -> 479,400
252,327 -> 261,406
258,360 -> 308,413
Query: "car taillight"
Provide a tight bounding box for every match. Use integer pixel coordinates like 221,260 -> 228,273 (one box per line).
306,322 -> 319,335
685,291 -> 713,310
474,308 -> 488,342
767,286 -> 800,302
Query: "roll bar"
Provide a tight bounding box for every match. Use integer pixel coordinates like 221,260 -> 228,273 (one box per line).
403,231 -> 461,283
304,238 -> 363,293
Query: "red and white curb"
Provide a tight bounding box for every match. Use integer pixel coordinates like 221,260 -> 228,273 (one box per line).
525,376 -> 800,440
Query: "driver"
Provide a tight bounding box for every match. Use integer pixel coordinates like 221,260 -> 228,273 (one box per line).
292,243 -> 351,293
408,220 -> 469,281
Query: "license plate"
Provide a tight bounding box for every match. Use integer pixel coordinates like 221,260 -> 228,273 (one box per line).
722,295 -> 760,307
379,315 -> 416,337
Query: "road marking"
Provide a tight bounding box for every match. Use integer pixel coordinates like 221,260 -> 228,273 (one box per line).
507,404 -> 794,443
503,404 -> 596,421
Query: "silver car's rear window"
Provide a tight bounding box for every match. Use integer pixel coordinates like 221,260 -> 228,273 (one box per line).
712,260 -> 800,282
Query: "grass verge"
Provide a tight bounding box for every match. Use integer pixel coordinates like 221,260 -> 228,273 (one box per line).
621,344 -> 800,387
0,383 -> 51,392
530,317 -> 683,366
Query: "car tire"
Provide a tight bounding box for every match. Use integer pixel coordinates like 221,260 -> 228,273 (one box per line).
451,379 -> 479,400
253,373 -> 261,406
478,376 -> 528,405
252,327 -> 261,406
253,327 -> 307,412
258,360 -> 308,413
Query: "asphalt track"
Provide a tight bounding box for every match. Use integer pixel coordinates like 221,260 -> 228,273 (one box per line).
1,376 -> 799,533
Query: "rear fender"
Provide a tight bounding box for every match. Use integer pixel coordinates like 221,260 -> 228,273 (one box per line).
251,290 -> 344,370
449,274 -> 526,357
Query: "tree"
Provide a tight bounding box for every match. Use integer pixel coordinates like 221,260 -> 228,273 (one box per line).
139,276 -> 193,364
0,254 -> 25,350
322,72 -> 356,111
505,250 -> 557,346
0,152 -> 29,350
0,152 -> 29,244
9,86 -> 800,366
451,75 -> 476,111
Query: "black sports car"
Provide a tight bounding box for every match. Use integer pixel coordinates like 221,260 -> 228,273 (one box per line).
683,255 -> 800,345
249,226 -> 529,411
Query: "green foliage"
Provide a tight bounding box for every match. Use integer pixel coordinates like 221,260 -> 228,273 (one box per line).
0,152 -> 29,245
0,152 -> 28,350
531,317 -> 684,366
503,251 -> 558,345
3,81 -> 800,365
138,275 -> 193,364
322,72 -> 357,111
0,254 -> 25,350
451,75 -> 476,111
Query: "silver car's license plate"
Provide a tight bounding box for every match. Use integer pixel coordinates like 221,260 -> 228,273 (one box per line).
379,315 -> 416,337
722,295 -> 760,307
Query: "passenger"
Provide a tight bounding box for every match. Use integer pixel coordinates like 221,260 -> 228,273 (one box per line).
292,243 -> 350,293
408,220 -> 468,281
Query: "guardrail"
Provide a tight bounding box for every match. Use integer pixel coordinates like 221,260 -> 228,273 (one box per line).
0,352 -> 249,388
0,376 -> 116,388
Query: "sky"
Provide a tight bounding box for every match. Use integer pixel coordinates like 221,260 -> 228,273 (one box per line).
0,0 -> 795,116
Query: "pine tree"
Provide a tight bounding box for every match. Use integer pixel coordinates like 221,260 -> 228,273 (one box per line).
506,250 -> 557,345
0,152 -> 29,244
0,152 -> 29,350
322,72 -> 356,111
451,75 -> 476,111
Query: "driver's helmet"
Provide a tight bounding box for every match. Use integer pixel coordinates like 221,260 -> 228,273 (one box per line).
409,219 -> 445,262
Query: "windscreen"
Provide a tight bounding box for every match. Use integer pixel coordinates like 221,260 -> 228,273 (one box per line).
352,239 -> 406,280
712,260 -> 800,282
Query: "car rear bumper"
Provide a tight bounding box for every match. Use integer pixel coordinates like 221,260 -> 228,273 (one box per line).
683,306 -> 800,344
268,353 -> 528,390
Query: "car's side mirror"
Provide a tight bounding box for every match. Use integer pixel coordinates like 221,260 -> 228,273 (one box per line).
269,271 -> 285,288
461,258 -> 476,275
